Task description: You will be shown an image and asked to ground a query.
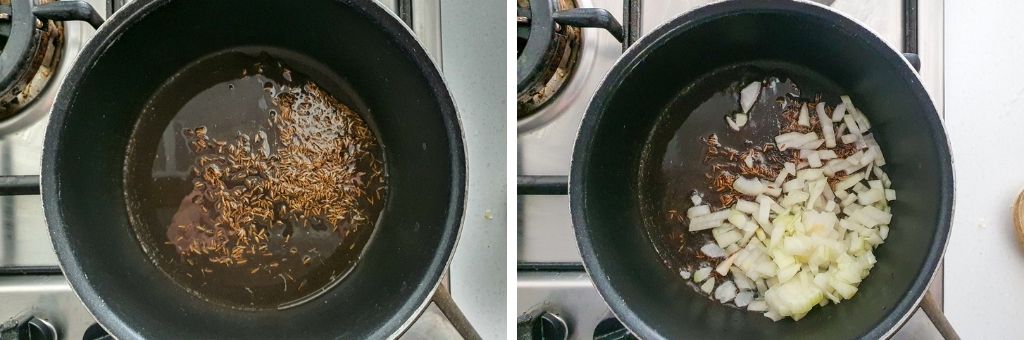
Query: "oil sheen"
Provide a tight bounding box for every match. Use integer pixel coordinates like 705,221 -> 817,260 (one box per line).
124,50 -> 386,310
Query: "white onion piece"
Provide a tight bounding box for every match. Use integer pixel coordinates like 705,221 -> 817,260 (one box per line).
776,132 -> 817,150
857,188 -> 885,205
798,104 -> 810,126
702,243 -> 727,258
818,150 -> 838,160
728,210 -> 749,228
808,152 -> 822,168
859,205 -> 892,224
853,110 -> 871,131
831,102 -> 847,122
691,193 -> 702,205
748,300 -> 769,312
687,205 -> 711,218
860,147 -> 878,166
680,270 -> 692,279
740,82 -> 761,113
736,113 -> 749,128
736,200 -> 759,214
715,229 -> 743,249
783,178 -> 805,193
701,278 -> 716,294
780,191 -> 809,208
885,189 -> 896,201
716,252 -> 740,275
735,291 -> 756,307
797,139 -> 825,150
770,168 -> 786,187
731,268 -> 755,290
840,133 -> 859,144
727,116 -> 741,131
744,155 -> 755,168
844,114 -> 861,135
816,102 -> 836,147
835,173 -> 864,192
694,266 -> 712,283
715,281 -> 738,302
734,176 -> 767,196
797,169 -> 824,181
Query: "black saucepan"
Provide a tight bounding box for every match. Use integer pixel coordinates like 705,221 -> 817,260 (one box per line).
570,1 -> 953,339
39,0 -> 467,338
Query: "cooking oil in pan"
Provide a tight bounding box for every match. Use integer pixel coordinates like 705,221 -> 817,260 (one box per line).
124,50 -> 387,310
639,64 -> 842,295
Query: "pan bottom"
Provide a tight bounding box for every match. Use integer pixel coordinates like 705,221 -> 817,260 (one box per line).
123,49 -> 388,310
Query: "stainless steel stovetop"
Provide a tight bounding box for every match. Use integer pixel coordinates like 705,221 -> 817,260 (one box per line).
0,0 -> 506,338
517,0 -> 945,338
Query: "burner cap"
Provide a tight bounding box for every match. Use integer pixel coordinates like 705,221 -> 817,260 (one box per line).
0,0 -> 63,121
516,0 -> 581,119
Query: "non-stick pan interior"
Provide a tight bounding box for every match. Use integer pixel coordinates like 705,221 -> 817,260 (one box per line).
42,0 -> 463,339
572,1 -> 952,339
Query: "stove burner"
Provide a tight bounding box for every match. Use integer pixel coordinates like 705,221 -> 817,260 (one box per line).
516,0 -> 581,119
0,0 -> 64,122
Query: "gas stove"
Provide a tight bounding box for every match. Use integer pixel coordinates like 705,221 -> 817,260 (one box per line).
0,0 -> 506,338
517,0 -> 945,338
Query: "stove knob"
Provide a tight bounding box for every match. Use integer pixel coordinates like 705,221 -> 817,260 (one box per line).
593,317 -> 636,340
0,316 -> 57,340
516,310 -> 569,340
82,323 -> 112,340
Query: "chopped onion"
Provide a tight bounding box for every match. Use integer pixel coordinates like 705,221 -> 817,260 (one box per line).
748,300 -> 768,312
735,113 -> 749,128
831,102 -> 847,122
734,176 -> 767,196
783,178 -> 806,193
816,102 -> 836,147
715,281 -> 738,302
727,116 -> 741,131
680,270 -> 692,279
728,210 -> 750,228
736,200 -> 759,214
701,278 -> 716,294
687,205 -> 711,218
689,209 -> 731,231
735,291 -> 756,307
701,243 -> 727,258
694,266 -> 712,283
798,104 -> 810,126
691,193 -> 702,205
844,114 -> 861,135
808,152 -> 822,168
716,252 -> 740,275
740,82 -> 761,113
835,173 -> 864,192
684,92 -> 895,322
885,189 -> 896,201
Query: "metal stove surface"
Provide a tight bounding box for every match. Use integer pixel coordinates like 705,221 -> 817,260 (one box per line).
517,0 -> 944,338
0,0 -> 497,338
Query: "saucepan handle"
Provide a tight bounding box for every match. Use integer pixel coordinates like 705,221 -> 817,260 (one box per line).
920,292 -> 960,340
903,53 -> 921,72
551,8 -> 624,43
32,0 -> 104,29
431,284 -> 483,340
